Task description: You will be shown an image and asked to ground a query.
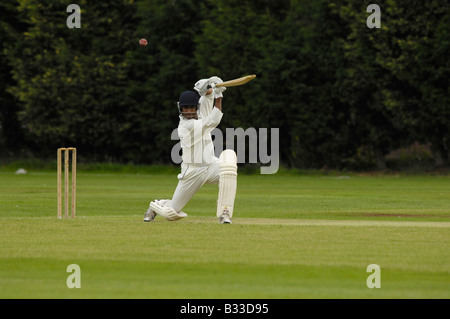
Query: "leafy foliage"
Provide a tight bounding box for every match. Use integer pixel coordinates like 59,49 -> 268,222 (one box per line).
1,0 -> 448,169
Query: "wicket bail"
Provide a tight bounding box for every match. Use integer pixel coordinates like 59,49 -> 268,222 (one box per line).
57,147 -> 77,219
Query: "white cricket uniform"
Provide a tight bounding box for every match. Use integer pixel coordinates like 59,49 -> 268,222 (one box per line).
169,93 -> 223,212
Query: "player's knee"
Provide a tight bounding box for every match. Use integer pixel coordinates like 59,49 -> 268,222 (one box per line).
150,200 -> 186,221
219,149 -> 237,176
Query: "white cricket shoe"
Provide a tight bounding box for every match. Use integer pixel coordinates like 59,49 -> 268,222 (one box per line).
143,204 -> 156,222
218,212 -> 232,224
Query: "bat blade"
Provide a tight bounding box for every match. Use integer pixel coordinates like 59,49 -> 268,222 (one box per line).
215,74 -> 256,87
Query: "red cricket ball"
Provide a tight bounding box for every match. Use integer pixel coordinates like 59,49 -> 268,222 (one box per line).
139,38 -> 148,46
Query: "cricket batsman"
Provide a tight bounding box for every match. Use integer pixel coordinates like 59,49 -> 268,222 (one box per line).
144,76 -> 238,224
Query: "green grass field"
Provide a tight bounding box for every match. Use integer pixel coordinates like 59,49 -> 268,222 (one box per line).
1,169 -> 449,299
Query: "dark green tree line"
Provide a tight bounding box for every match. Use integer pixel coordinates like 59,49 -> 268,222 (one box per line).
1,0 -> 448,169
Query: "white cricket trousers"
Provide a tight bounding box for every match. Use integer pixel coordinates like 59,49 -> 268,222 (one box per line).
170,161 -> 220,213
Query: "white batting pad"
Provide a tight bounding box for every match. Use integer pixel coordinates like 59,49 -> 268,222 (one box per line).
217,150 -> 238,218
150,200 -> 187,221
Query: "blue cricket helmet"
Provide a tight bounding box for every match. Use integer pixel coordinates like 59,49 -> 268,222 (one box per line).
177,91 -> 200,113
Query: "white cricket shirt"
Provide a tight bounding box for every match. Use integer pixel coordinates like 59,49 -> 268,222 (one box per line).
178,94 -> 223,166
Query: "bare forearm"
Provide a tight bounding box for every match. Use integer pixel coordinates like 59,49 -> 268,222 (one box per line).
214,97 -> 222,112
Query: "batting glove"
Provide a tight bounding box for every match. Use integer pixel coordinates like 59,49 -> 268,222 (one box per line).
213,86 -> 226,99
208,76 -> 226,98
208,76 -> 222,85
194,79 -> 210,96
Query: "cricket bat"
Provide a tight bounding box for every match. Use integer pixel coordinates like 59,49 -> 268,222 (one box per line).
215,74 -> 256,88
